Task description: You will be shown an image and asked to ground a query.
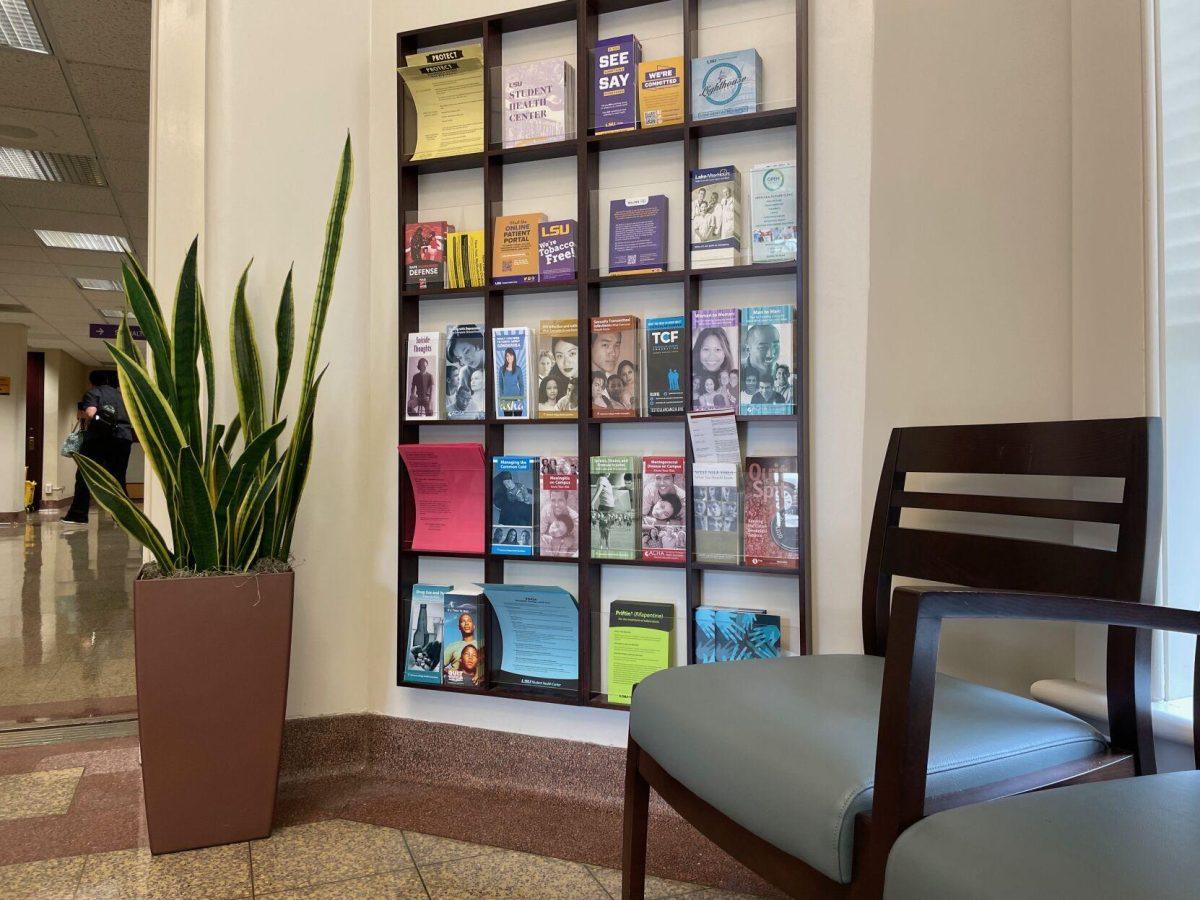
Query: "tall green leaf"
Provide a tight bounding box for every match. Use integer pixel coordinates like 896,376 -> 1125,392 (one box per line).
121,257 -> 174,401
105,341 -> 186,467
273,266 -> 294,420
198,283 -> 216,460
116,313 -> 141,364
177,446 -> 219,570
300,134 -> 353,391
233,455 -> 286,569
273,367 -> 326,558
230,262 -> 265,441
215,419 -> 287,541
71,453 -> 174,572
172,238 -> 203,449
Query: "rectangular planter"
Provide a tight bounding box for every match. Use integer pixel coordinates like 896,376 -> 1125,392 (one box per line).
134,570 -> 294,854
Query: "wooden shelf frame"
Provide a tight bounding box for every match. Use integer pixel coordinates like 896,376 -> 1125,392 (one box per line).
397,0 -> 810,707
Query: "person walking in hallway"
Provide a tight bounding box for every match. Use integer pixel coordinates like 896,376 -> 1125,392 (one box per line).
61,371 -> 134,526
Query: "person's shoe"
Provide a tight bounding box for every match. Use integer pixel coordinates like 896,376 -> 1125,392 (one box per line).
59,516 -> 88,528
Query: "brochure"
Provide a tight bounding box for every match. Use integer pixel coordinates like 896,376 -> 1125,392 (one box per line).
443,587 -> 487,688
398,442 -> 485,554
399,45 -> 485,160
744,456 -> 800,568
491,455 -> 537,556
640,456 -> 686,562
403,583 -> 450,685
607,599 -> 673,706
493,326 -> 532,419
539,456 -> 579,558
483,583 -> 579,691
695,607 -> 781,663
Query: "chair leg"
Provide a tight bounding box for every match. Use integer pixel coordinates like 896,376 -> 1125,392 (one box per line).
621,737 -> 650,900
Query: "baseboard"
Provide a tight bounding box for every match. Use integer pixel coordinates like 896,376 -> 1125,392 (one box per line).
38,496 -> 74,511
0,511 -> 26,525
279,713 -> 781,896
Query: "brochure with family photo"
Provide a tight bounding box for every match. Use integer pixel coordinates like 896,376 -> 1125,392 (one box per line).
539,456 -> 579,559
640,456 -> 686,562
404,331 -> 442,420
590,314 -> 641,418
693,462 -> 741,564
536,319 -> 579,419
691,308 -> 739,412
491,456 -> 538,556
444,323 -> 487,420
739,305 -> 794,415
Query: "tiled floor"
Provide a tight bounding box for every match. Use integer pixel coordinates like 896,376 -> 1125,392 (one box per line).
0,512 -> 139,725
1,809 -> 755,898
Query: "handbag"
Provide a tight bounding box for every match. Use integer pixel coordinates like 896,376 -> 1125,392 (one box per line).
60,422 -> 83,457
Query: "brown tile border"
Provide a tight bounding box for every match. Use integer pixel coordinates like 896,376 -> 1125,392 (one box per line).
0,511 -> 27,525
0,695 -> 138,728
35,496 -> 74,511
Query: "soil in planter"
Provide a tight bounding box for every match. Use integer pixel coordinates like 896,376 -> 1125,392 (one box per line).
138,558 -> 293,580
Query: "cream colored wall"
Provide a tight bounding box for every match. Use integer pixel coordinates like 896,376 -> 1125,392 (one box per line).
863,0 -> 1148,696
40,349 -> 90,502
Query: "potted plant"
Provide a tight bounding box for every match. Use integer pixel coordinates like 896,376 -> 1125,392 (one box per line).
73,137 -> 352,854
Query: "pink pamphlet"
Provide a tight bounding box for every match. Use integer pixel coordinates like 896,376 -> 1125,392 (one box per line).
399,443 -> 485,553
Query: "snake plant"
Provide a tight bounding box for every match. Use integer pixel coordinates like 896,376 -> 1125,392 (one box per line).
73,136 -> 353,575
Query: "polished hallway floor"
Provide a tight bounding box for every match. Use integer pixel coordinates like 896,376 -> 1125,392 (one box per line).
0,513 -> 139,726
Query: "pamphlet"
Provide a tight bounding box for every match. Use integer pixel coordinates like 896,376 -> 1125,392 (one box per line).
607,600 -> 673,705
483,583 -> 579,691
398,442 -> 485,553
399,46 -> 485,161
403,584 -> 450,684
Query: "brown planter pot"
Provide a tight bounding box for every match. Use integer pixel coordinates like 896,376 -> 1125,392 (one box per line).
134,570 -> 295,854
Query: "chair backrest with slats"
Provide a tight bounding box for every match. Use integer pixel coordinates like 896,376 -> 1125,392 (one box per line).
861,417 -> 1163,657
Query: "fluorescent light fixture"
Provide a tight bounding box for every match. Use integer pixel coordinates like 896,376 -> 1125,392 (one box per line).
0,147 -> 107,185
0,0 -> 48,53
99,308 -> 136,320
35,230 -> 131,253
75,278 -> 122,291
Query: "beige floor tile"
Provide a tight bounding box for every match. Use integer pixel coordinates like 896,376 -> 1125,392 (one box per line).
687,889 -> 763,898
251,819 -> 414,893
0,767 -> 84,821
586,864 -> 701,897
402,831 -> 500,866
419,848 -> 607,899
76,843 -> 251,899
256,867 -> 429,898
0,855 -> 87,899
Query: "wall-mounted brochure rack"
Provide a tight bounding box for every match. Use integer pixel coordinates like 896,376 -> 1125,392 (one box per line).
397,0 -> 809,708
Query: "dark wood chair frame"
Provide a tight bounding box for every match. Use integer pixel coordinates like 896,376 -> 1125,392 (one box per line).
621,417 -> 1164,899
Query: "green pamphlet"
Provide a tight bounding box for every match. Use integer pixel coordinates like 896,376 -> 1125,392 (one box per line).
607,599 -> 674,705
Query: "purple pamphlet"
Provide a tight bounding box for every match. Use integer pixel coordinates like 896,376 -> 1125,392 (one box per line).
608,195 -> 668,274
538,219 -> 577,282
593,34 -> 641,133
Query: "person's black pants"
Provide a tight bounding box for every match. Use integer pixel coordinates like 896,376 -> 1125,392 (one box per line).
64,435 -> 133,521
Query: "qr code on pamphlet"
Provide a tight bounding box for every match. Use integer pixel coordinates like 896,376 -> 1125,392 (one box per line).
645,110 -> 661,126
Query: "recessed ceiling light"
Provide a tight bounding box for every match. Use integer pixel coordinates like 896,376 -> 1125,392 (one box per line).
0,0 -> 48,53
75,277 -> 122,291
0,147 -> 106,185
99,308 -> 136,320
35,230 -> 131,253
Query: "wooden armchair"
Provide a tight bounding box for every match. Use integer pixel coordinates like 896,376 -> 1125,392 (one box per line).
622,417 -> 1162,898
880,589 -> 1200,899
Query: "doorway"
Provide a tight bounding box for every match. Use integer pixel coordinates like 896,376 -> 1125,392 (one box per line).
24,352 -> 44,512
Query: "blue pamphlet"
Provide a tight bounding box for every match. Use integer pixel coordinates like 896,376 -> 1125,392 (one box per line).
481,583 -> 579,691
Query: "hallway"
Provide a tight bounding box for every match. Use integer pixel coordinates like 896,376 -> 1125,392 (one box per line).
0,514 -> 139,726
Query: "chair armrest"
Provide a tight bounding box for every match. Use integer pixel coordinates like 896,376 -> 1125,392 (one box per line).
869,588 -> 1200,840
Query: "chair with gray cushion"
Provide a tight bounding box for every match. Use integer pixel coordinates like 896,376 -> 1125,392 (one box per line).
622,418 -> 1163,899
880,591 -> 1200,900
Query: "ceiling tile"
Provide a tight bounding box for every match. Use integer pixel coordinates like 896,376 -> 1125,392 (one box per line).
21,295 -> 91,314
67,62 -> 148,123
42,247 -> 124,267
0,311 -> 38,325
37,0 -> 151,70
88,116 -> 147,162
0,52 -> 77,114
0,245 -> 47,261
0,180 -> 119,215
0,275 -> 81,297
8,206 -> 128,235
0,206 -> 19,227
0,226 -> 41,246
0,106 -> 93,154
0,258 -> 59,276
99,155 -> 146,192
